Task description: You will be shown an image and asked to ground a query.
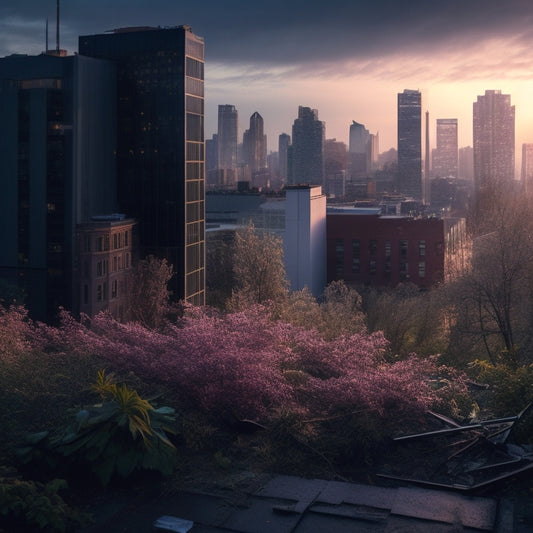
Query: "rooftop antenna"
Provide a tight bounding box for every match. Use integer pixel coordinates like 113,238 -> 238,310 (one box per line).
56,0 -> 60,53
45,17 -> 49,53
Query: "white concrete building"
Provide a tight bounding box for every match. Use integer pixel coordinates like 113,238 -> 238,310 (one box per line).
284,185 -> 327,297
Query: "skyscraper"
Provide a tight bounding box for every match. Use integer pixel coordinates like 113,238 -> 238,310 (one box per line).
521,143 -> 533,195
348,121 -> 370,178
242,112 -> 267,174
433,119 -> 458,178
397,89 -> 422,199
79,25 -> 206,305
289,106 -> 325,186
278,133 -> 290,186
0,52 -> 116,321
217,104 -> 238,185
473,90 -> 515,193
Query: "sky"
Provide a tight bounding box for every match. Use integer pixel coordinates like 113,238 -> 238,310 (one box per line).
2,0 -> 533,167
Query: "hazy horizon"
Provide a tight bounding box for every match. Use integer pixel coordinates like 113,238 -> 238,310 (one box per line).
2,0 -> 532,170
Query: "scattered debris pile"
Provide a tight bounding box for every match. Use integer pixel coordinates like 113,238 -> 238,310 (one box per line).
378,403 -> 533,492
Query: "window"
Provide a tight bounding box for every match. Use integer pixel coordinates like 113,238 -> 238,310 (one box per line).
385,241 -> 391,257
419,240 -> 426,257
113,234 -> 118,249
97,285 -> 102,301
112,279 -> 118,298
336,239 -> 344,276
96,237 -> 103,252
400,261 -> 408,281
400,240 -> 408,258
418,261 -> 426,278
369,260 -> 377,275
96,261 -> 103,277
124,231 -> 129,247
369,239 -> 377,256
352,239 -> 360,274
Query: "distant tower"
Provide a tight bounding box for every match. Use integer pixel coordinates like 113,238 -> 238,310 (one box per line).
473,90 -> 515,194
433,119 -> 458,178
521,143 -> 533,195
289,106 -> 325,186
242,112 -> 267,173
348,121 -> 370,179
278,133 -> 290,185
217,104 -> 238,184
424,110 -> 430,205
397,89 -> 422,199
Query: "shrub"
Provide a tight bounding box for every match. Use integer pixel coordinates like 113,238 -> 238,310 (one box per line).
18,372 -> 179,486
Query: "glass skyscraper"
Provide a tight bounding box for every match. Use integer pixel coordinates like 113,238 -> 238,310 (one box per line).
79,26 -> 205,305
473,90 -> 515,194
433,119 -> 458,179
397,89 -> 422,199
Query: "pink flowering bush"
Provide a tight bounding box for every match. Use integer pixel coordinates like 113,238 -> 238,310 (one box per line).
35,305 -> 464,427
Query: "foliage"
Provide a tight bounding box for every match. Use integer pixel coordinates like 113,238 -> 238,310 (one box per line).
0,477 -> 90,532
274,281 -> 366,340
451,195 -> 533,365
18,372 -> 179,486
365,283 -> 448,358
470,360 -> 533,416
230,223 -> 288,309
126,255 -> 174,329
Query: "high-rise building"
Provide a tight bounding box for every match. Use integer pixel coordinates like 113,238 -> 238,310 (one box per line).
473,90 -> 515,193
289,106 -> 325,186
79,25 -> 206,305
242,111 -> 267,175
0,52 -> 117,321
433,119 -> 458,178
458,146 -> 474,181
521,143 -> 533,195
397,89 -> 422,199
217,104 -> 238,182
348,121 -> 370,178
278,133 -> 290,186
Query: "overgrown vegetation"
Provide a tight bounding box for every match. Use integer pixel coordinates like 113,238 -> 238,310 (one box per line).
2,211 -> 533,519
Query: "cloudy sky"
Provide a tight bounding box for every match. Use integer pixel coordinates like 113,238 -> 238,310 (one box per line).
2,0 -> 533,166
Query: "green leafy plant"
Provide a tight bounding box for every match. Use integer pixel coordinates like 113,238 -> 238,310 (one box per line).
18,371 -> 180,486
0,477 -> 90,532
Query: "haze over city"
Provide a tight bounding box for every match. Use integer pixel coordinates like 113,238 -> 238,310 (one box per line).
2,0 -> 533,166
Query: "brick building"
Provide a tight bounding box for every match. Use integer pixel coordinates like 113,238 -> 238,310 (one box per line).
327,208 -> 466,288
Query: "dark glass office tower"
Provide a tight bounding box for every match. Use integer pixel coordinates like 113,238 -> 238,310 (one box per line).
397,89 -> 422,199
0,53 -> 116,321
79,26 -> 205,305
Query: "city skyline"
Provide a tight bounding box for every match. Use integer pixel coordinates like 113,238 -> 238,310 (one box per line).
2,1 -> 533,169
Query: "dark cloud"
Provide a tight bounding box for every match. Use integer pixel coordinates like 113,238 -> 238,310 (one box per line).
1,0 -> 532,66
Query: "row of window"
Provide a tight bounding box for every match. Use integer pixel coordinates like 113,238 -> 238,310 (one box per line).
83,279 -> 123,305
83,230 -> 131,253
351,239 -> 426,258
87,253 -> 131,278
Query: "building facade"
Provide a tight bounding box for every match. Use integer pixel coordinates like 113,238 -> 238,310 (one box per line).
217,104 -> 238,183
348,120 -> 370,178
77,216 -> 136,320
327,210 -> 466,288
0,52 -> 116,321
79,26 -> 206,305
284,185 -> 327,297
289,106 -> 325,186
278,133 -> 290,186
521,143 -> 533,195
473,90 -> 515,194
397,89 -> 422,199
433,119 -> 458,178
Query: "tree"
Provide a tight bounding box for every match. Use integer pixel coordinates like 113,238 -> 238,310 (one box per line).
126,255 -> 174,329
230,223 -> 288,309
450,195 -> 533,364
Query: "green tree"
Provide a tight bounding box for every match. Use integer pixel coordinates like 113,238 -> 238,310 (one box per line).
230,223 -> 288,309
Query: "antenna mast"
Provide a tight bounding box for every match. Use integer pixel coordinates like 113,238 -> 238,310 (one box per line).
46,17 -> 49,53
